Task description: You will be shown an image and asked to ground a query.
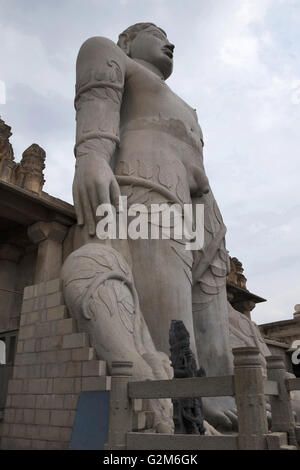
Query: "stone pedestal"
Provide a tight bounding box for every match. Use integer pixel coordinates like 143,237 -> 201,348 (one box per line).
0,279 -> 110,450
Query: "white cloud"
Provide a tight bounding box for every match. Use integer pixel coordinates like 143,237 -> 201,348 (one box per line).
0,0 -> 299,325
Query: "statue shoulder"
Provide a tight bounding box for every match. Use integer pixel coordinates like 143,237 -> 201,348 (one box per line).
76,36 -> 127,78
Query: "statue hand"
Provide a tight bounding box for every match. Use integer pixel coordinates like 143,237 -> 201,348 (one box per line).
72,153 -> 121,236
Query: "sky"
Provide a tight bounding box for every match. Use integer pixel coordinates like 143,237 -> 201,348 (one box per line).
0,0 -> 299,325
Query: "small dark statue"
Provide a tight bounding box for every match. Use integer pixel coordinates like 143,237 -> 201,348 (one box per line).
169,320 -> 206,435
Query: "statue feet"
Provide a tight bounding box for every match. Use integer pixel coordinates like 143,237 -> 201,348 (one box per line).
202,396 -> 238,433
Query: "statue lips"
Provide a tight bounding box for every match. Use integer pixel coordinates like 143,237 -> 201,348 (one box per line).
162,46 -> 174,60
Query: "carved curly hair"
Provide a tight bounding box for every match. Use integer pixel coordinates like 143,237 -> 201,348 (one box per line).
117,22 -> 166,49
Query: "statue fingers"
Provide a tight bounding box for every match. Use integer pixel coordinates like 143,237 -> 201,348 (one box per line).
110,178 -> 121,210
97,184 -> 111,206
81,190 -> 96,236
73,180 -> 84,226
87,184 -> 100,218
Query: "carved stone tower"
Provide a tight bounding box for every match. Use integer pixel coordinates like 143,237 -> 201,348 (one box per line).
0,117 -> 15,182
18,144 -> 46,194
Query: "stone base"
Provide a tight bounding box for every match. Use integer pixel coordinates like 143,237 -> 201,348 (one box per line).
0,278 -> 155,449
0,279 -> 110,450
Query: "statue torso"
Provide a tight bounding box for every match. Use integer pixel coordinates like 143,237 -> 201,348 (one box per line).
115,57 -> 206,202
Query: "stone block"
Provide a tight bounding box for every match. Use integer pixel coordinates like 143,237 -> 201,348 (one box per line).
31,440 -> 47,450
35,409 -> 50,425
62,333 -> 89,349
56,318 -> 76,335
53,378 -> 74,394
46,292 -> 64,309
23,339 -> 36,353
5,395 -> 12,407
1,437 -> 32,450
46,305 -> 68,321
23,409 -> 35,424
59,426 -> 73,442
35,322 -> 54,338
38,351 -> 57,364
71,347 -> 94,362
23,285 -> 34,300
11,394 -> 36,409
74,378 -> 82,393
14,352 -> 36,366
41,335 -> 63,352
15,409 -> 24,424
26,378 -> 49,394
56,349 -> 72,363
81,376 -> 111,392
65,362 -> 82,377
38,425 -> 72,442
8,423 -> 27,439
45,279 -> 63,296
50,410 -> 75,427
35,394 -> 64,410
14,364 -> 41,379
8,379 -> 24,394
16,341 -> 24,354
4,408 -> 15,423
21,298 -> 34,314
45,363 -> 64,378
1,422 -> 10,436
18,325 -> 35,340
82,360 -> 106,377
25,311 -> 40,325
63,394 -> 79,410
45,440 -> 69,450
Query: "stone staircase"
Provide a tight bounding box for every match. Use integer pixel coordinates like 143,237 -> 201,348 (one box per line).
0,278 -> 154,449
0,279 -> 110,450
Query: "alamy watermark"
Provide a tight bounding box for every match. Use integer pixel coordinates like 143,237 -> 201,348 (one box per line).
0,80 -> 6,105
95,196 -> 204,251
291,340 -> 300,366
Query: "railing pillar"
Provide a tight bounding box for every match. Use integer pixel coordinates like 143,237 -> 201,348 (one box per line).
266,356 -> 297,447
233,347 -> 268,450
105,361 -> 133,450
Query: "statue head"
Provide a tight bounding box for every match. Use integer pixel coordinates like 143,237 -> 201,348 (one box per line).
118,22 -> 174,79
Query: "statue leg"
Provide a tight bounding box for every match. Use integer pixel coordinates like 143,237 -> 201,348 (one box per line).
61,242 -> 173,432
191,194 -> 238,431
192,280 -> 238,431
127,236 -> 197,360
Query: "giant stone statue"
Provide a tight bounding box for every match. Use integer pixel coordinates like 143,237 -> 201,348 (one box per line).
62,22 -> 239,432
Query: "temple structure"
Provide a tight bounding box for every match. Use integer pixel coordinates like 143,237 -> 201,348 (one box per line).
0,118 -> 75,425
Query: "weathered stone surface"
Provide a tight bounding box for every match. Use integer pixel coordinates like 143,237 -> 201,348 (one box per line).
66,22 -> 237,432
0,279 -> 110,450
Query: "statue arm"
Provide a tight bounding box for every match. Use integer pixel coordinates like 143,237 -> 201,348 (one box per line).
73,37 -> 126,235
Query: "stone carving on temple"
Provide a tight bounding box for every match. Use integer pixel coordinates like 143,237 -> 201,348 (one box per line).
0,117 -> 46,194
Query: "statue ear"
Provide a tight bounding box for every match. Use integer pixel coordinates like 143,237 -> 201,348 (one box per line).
118,34 -> 131,56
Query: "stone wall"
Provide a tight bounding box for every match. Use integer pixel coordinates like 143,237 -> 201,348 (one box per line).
0,279 -> 110,450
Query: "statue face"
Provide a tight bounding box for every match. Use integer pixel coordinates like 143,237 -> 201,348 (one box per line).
129,26 -> 174,79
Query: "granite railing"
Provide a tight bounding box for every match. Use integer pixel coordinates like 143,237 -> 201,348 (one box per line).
105,347 -> 300,451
